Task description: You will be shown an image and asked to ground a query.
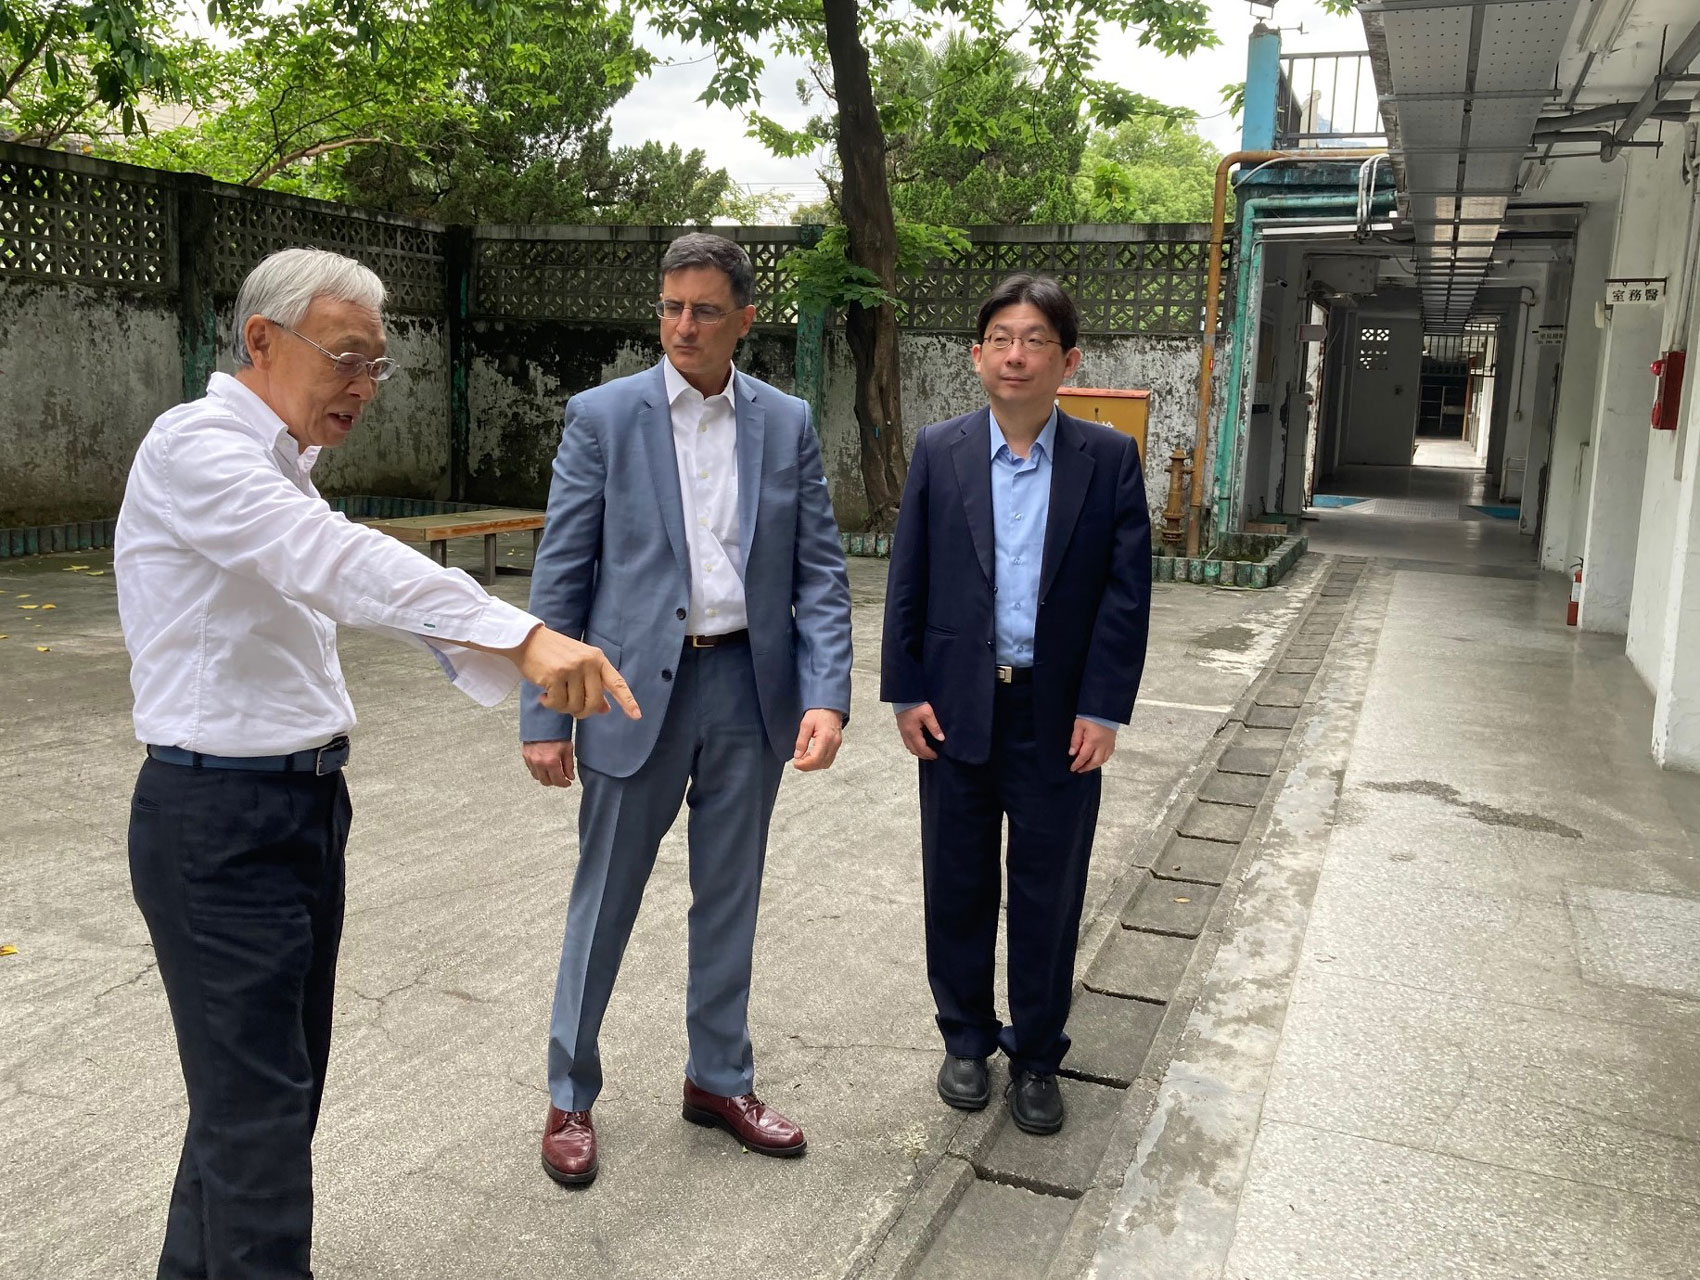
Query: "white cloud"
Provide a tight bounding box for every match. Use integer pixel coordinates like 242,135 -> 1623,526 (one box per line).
608,2 -> 1370,210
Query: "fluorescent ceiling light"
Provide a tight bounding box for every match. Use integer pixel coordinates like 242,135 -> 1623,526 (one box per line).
1576,0 -> 1635,55
1260,222 -> 1397,238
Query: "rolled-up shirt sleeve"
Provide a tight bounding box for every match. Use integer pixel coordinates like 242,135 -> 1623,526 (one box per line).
162,426 -> 539,705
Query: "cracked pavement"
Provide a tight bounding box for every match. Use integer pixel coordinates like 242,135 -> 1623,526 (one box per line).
1,542 -> 1319,1280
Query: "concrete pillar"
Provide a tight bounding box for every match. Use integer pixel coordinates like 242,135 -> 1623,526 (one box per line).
1578,155 -> 1665,632
1577,307 -> 1660,630
1540,197 -> 1620,571
1520,276 -> 1568,534
1651,384 -> 1700,770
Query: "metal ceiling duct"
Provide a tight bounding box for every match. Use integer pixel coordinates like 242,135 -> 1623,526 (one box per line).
1361,0 -> 1582,332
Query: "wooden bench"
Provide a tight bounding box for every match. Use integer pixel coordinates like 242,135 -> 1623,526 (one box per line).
362,508 -> 545,585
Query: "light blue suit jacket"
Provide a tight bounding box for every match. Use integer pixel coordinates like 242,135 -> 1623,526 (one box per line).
519,361 -> 853,778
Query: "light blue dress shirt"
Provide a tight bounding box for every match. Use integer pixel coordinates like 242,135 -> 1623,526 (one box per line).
891,408 -> 1119,731
989,407 -> 1055,668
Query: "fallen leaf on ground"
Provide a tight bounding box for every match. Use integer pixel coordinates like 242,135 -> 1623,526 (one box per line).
0,944 -> 17,957
39,603 -> 56,610
18,604 -> 39,610
15,594 -> 30,599
66,565 -> 90,571
36,645 -> 50,652
86,570 -> 107,576
1174,896 -> 1192,904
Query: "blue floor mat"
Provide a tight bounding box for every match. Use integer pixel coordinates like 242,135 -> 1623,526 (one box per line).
1468,505 -> 1520,519
1311,494 -> 1368,508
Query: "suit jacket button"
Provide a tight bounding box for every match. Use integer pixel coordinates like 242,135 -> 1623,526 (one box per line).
676,608 -> 686,620
661,668 -> 674,682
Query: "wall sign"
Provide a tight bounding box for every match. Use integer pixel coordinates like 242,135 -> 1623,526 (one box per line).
1605,279 -> 1666,306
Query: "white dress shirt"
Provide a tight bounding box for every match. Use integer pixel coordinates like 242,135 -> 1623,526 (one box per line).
116,373 -> 540,756
664,357 -> 748,635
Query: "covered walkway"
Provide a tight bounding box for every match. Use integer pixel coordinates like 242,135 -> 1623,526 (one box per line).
1096,450 -> 1700,1279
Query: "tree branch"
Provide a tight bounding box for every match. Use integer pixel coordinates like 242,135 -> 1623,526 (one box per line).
1,8 -> 64,105
245,135 -> 383,184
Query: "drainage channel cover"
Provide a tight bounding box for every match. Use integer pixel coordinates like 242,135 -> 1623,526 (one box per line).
860,558 -> 1367,1280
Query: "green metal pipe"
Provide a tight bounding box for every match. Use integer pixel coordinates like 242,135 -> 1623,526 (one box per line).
1212,192 -> 1397,545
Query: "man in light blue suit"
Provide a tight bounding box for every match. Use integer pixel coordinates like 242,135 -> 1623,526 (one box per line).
519,233 -> 853,1187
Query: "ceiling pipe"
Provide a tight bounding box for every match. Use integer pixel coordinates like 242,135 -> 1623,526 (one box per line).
1533,102 -> 1690,133
1189,148 -> 1391,555
1603,16 -> 1700,161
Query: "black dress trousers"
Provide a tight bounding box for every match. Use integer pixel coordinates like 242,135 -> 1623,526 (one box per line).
128,757 -> 351,1280
918,681 -> 1101,1076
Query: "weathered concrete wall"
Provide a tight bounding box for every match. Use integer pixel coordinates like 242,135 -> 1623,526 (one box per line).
464,322 -> 795,509
6,283 -> 1217,535
0,283 -> 182,525
1,289 -> 453,523
816,330 -> 1222,530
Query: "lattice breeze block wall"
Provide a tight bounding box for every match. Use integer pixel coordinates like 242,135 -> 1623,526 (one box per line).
898,237 -> 1222,335
209,189 -> 444,313
473,229 -> 802,325
3,143 -> 1228,339
0,151 -> 175,291
472,227 -> 1224,336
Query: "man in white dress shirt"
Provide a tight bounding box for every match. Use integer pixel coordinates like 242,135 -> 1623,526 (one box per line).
117,248 -> 636,1280
520,233 -> 853,1187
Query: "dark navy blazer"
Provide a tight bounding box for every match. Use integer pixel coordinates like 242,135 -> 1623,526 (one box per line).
880,407 -> 1152,778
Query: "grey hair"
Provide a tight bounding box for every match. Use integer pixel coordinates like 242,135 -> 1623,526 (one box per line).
232,248 -> 387,366
660,233 -> 754,308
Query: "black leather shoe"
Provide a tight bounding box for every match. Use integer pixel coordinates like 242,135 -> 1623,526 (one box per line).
1009,1070 -> 1064,1135
936,1054 -> 990,1110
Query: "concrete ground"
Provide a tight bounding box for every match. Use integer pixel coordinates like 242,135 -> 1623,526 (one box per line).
1093,465 -> 1700,1279
0,535 -> 1317,1280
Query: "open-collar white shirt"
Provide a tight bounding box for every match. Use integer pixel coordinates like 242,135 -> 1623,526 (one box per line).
116,372 -> 540,755
664,357 -> 749,635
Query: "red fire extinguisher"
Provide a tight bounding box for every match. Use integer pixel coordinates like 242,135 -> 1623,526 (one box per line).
1567,559 -> 1582,627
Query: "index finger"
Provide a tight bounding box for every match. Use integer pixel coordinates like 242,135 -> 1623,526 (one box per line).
601,658 -> 642,720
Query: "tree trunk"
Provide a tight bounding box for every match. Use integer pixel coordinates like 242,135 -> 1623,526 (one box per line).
821,0 -> 907,532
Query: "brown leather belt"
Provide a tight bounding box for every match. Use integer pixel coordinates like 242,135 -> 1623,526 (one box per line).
686,629 -> 750,649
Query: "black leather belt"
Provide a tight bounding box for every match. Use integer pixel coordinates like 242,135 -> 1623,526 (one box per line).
995,665 -> 1034,685
686,629 -> 749,649
146,735 -> 351,775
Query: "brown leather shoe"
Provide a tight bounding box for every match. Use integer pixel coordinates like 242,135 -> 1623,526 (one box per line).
541,1105 -> 598,1186
681,1079 -> 807,1157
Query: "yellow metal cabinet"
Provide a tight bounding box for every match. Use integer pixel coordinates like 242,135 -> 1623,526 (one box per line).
1055,387 -> 1150,462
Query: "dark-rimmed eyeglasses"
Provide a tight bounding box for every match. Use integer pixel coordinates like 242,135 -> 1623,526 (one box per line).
654,300 -> 732,325
275,323 -> 398,382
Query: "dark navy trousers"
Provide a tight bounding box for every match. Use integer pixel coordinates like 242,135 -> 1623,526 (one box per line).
918,682 -> 1101,1076
128,757 -> 351,1280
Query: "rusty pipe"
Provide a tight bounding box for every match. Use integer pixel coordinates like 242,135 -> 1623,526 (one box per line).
1188,148 -> 1389,555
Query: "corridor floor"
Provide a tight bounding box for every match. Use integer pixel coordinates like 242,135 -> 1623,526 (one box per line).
1094,457 -> 1700,1279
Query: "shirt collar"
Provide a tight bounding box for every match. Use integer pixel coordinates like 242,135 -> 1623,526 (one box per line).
989,404 -> 1059,463
663,357 -> 737,409
207,372 -> 321,473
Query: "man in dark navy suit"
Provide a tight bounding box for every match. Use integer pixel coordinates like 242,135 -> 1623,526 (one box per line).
881,274 -> 1151,1135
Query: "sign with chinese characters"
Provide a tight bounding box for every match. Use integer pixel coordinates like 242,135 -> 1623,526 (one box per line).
1605,278 -> 1666,306
1535,325 -> 1566,346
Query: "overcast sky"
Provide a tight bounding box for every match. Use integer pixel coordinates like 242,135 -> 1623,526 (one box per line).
609,0 -> 1369,212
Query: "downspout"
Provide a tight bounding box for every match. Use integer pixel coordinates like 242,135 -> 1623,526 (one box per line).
1213,191 -> 1399,544
1189,149 -> 1391,554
